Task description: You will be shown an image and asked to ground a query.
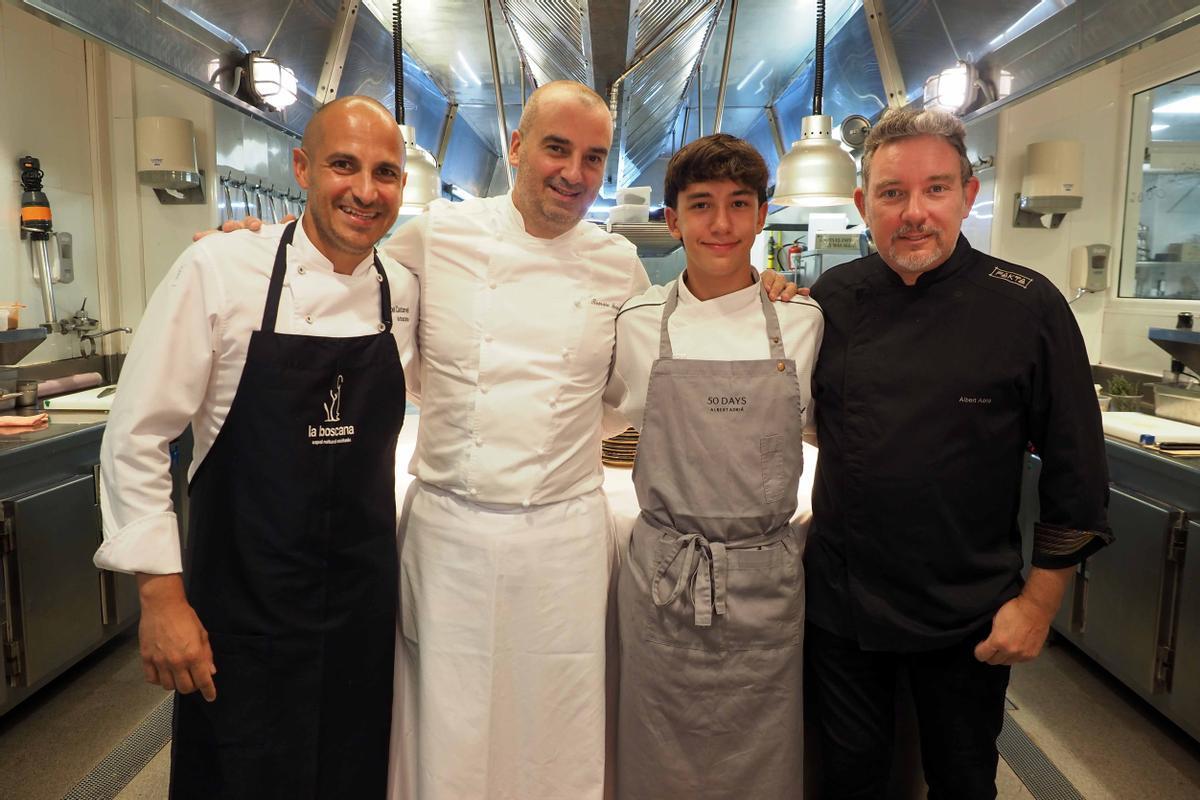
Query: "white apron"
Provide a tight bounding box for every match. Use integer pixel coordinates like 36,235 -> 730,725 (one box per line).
389,480 -> 615,800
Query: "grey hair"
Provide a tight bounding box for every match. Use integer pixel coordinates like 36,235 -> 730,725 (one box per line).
860,108 -> 973,189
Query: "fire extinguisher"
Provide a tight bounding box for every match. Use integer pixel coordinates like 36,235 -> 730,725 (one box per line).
786,240 -> 806,271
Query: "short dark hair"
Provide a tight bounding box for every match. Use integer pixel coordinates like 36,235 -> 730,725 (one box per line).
664,134 -> 769,209
861,107 -> 973,189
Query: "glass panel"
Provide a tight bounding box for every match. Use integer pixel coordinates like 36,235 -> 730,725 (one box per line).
1120,71 -> 1200,299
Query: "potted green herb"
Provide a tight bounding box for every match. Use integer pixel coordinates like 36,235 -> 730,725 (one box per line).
1105,374 -> 1142,412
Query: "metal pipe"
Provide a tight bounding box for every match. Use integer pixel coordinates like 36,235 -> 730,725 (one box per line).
765,105 -> 786,158
483,0 -> 513,189
713,0 -> 740,134
607,1 -> 716,120
31,239 -> 58,333
697,56 -> 704,137
437,102 -> 459,167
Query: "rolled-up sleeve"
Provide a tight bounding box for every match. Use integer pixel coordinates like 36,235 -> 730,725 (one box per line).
94,247 -> 222,575
1028,293 -> 1113,569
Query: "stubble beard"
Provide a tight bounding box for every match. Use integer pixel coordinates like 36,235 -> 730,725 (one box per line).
887,226 -> 947,276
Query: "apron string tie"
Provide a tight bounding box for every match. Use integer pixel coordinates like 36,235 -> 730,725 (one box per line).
650,533 -> 728,628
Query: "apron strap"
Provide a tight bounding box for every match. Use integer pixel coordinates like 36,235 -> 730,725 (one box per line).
374,251 -> 393,333
757,280 -> 787,360
261,220 -> 298,333
657,273 -> 789,360
260,220 -> 394,334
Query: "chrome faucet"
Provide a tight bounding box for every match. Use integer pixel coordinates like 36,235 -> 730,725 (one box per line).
80,327 -> 132,357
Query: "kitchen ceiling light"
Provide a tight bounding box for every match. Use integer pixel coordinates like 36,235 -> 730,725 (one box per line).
773,0 -> 856,207
400,124 -> 441,211
243,51 -> 297,111
923,61 -> 976,115
393,0 -> 441,211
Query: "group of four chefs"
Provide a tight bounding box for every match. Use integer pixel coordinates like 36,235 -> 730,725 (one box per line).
94,80 -> 1111,799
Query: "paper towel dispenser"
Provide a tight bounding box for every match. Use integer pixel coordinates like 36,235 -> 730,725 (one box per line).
1013,140 -> 1083,229
136,116 -> 205,204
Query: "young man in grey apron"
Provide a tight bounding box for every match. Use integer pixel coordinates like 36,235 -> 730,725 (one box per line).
609,134 -> 823,799
95,97 -> 418,798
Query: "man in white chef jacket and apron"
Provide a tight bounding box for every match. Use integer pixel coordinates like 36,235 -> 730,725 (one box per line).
94,96 -> 420,799
607,134 -> 823,799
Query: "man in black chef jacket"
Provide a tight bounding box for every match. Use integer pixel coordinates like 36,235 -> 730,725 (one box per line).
806,107 -> 1113,799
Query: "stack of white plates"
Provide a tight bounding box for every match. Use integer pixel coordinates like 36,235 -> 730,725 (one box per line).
602,427 -> 639,468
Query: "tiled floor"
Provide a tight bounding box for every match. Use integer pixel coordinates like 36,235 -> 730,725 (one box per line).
1,633 -> 1198,799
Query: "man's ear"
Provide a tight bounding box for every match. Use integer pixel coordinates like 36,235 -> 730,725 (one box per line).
508,129 -> 522,169
665,206 -> 682,241
293,147 -> 311,190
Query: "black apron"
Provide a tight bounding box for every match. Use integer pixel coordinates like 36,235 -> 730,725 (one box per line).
170,221 -> 406,799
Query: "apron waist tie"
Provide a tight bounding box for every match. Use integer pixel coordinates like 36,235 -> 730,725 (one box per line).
650,532 -> 728,627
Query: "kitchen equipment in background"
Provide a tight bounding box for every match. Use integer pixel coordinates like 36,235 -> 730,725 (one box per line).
19,155 -> 63,334
15,380 -> 38,408
136,117 -> 204,204
1070,244 -> 1111,292
1013,140 -> 1083,228
773,0 -> 857,207
42,384 -> 118,412
36,371 -> 102,400
602,428 -> 640,468
393,1 -> 441,213
1102,411 -> 1200,447
609,185 -> 652,225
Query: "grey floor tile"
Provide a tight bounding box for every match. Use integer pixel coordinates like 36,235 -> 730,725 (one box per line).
0,632 -> 165,800
1008,639 -> 1200,800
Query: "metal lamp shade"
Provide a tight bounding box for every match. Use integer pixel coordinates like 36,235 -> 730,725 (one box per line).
400,124 -> 441,213
773,115 -> 857,207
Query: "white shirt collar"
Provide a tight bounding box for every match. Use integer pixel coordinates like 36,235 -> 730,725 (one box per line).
288,214 -> 377,277
677,267 -> 761,313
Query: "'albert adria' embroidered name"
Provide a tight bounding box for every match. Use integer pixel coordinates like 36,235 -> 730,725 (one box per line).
988,267 -> 1032,289
959,396 -> 993,404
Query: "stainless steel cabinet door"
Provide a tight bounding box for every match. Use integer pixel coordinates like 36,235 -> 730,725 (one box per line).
1164,519 -> 1200,740
4,474 -> 104,688
1082,486 -> 1173,696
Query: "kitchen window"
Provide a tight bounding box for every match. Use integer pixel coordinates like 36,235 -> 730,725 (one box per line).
1120,71 -> 1200,299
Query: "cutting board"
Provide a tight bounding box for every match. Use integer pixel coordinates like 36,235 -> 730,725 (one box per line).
43,384 -> 117,411
1101,411 -> 1200,445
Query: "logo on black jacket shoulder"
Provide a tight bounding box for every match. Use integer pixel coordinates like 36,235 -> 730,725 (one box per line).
988,266 -> 1032,289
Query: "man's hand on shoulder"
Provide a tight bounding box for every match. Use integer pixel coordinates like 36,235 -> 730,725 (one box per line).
136,573 -> 218,700
760,270 -> 800,301
973,594 -> 1053,665
192,214 -> 296,242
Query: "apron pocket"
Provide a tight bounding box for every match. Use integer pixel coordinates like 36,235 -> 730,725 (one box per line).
761,434 -> 787,504
723,532 -> 804,650
177,632 -> 272,749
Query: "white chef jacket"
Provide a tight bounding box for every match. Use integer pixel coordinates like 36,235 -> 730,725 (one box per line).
609,269 -> 824,432
95,219 -> 420,575
381,193 -> 649,506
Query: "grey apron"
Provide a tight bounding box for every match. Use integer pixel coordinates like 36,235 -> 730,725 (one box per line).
616,279 -> 807,800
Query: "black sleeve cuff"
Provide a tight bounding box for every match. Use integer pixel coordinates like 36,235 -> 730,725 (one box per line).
1032,522 -> 1114,569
